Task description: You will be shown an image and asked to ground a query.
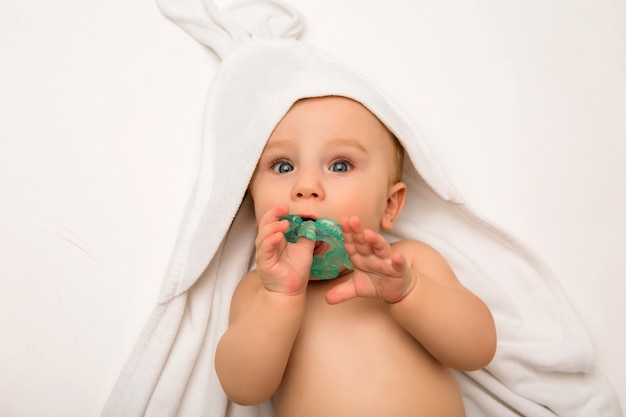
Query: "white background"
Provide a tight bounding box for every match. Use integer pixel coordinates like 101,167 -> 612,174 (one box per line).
0,0 -> 624,415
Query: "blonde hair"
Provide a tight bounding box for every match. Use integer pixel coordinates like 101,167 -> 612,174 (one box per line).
390,133 -> 405,184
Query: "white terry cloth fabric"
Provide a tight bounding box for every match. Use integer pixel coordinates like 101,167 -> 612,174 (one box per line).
102,0 -> 622,416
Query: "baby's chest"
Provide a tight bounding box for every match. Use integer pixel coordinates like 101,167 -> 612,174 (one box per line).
293,292 -> 419,364
276,292 -> 458,416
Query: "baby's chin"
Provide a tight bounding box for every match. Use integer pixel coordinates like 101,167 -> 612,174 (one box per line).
308,266 -> 351,282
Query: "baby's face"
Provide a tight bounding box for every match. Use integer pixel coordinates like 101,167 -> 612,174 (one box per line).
249,96 -> 400,232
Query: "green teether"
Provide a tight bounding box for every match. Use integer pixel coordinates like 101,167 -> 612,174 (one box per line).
281,214 -> 354,280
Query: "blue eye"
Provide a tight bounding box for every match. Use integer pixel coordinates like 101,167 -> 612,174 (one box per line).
330,161 -> 351,173
272,161 -> 294,173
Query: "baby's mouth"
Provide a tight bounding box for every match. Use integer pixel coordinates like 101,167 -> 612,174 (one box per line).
313,241 -> 327,256
292,216 -> 333,258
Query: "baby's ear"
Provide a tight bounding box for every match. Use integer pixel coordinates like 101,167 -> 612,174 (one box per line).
381,182 -> 407,230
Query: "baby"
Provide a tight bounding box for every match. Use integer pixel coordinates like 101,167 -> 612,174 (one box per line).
215,95 -> 496,417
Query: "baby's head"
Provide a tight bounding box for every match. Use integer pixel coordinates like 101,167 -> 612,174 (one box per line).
249,95 -> 406,233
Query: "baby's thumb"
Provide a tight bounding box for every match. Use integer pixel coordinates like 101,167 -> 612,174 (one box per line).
325,280 -> 357,305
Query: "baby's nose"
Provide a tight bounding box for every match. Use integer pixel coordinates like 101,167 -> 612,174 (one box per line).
293,174 -> 324,200
296,190 -> 319,198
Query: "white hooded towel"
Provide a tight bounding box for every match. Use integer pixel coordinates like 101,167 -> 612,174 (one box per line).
102,1 -> 622,416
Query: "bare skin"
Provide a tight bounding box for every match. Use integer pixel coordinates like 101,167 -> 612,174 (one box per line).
274,275 -> 465,417
214,97 -> 496,416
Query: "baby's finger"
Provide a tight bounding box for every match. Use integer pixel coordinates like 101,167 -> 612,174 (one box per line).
256,222 -> 289,255
390,253 -> 407,270
363,229 -> 392,259
256,220 -> 289,246
341,216 -> 368,250
256,230 -> 284,261
258,204 -> 290,229
341,216 -> 364,236
325,279 -> 358,305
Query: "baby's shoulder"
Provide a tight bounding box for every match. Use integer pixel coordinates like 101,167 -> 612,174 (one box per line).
390,239 -> 444,259
391,239 -> 457,280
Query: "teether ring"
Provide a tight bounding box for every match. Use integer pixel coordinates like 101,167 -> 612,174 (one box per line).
281,214 -> 354,280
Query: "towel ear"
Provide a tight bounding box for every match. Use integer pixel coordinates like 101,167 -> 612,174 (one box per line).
156,0 -> 303,59
226,0 -> 303,40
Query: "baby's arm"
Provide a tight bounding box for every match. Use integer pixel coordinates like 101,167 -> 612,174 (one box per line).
214,205 -> 313,405
386,241 -> 496,371
327,216 -> 496,371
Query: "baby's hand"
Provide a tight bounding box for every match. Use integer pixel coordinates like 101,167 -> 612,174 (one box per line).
255,205 -> 315,296
325,216 -> 416,304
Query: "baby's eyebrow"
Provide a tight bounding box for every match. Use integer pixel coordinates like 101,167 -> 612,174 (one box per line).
327,138 -> 367,153
262,139 -> 294,153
